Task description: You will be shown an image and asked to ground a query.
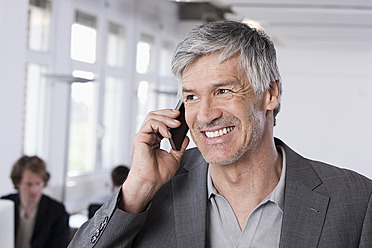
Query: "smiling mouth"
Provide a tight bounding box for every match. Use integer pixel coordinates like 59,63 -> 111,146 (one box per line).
204,127 -> 234,138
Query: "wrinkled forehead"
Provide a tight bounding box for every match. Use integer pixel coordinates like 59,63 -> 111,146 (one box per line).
181,53 -> 248,90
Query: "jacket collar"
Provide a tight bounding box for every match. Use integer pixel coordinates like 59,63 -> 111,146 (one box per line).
172,139 -> 330,248
172,148 -> 208,247
276,138 -> 330,248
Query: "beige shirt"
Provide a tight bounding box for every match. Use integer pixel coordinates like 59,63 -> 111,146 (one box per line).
16,206 -> 38,248
207,145 -> 286,248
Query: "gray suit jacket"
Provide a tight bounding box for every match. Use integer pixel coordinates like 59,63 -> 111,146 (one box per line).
69,138 -> 372,247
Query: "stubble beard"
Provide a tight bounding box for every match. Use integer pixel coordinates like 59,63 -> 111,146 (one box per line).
192,106 -> 265,166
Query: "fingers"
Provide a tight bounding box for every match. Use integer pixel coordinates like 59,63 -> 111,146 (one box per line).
180,136 -> 190,150
143,109 -> 180,134
170,136 -> 190,162
135,109 -> 181,145
124,109 -> 187,214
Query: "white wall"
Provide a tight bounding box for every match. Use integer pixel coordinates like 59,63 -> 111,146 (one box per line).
0,0 -> 28,195
275,43 -> 372,179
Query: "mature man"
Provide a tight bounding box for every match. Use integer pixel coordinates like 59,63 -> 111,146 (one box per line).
69,21 -> 372,247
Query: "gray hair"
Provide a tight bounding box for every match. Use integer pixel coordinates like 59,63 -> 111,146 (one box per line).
171,20 -> 282,124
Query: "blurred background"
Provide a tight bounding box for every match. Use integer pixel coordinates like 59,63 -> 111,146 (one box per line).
0,0 -> 371,216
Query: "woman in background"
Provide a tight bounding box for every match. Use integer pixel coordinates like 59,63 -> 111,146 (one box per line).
1,155 -> 69,248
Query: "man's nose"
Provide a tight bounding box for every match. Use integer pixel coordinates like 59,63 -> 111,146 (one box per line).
196,97 -> 222,124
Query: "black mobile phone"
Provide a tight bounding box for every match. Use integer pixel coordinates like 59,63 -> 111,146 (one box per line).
168,100 -> 189,150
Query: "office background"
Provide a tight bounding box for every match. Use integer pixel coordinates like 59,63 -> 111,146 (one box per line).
0,0 -> 371,214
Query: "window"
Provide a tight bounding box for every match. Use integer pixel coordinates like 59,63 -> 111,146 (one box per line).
23,0 -> 52,156
106,22 -> 125,67
135,34 -> 156,131
136,34 -> 154,74
136,81 -> 157,132
70,11 -> 97,63
159,41 -> 173,77
23,63 -> 48,156
156,83 -> 179,151
28,0 -> 51,52
101,77 -> 124,169
67,71 -> 98,175
156,84 -> 178,110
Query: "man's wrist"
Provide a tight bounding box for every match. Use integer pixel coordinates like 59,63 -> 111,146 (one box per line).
119,179 -> 157,215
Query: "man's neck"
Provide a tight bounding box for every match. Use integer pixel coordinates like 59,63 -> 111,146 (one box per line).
209,138 -> 282,228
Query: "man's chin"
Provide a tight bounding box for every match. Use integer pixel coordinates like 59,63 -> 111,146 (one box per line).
200,143 -> 249,166
201,151 -> 239,166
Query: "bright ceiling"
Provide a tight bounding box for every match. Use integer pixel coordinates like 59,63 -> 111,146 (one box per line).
180,0 -> 372,49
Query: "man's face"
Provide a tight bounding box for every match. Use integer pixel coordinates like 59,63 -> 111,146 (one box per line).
182,53 -> 267,166
17,169 -> 45,206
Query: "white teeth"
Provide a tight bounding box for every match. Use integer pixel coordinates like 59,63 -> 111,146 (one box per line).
205,127 -> 234,138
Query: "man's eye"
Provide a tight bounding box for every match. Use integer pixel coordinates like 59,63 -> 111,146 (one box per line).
217,89 -> 231,94
185,95 -> 198,101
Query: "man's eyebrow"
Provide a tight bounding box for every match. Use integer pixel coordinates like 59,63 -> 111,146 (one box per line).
182,87 -> 193,93
212,81 -> 236,88
182,81 -> 236,93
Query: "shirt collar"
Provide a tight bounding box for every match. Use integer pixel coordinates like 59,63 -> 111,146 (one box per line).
19,205 -> 38,219
207,145 -> 287,211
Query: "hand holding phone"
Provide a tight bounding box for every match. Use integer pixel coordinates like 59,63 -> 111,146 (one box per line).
168,100 -> 189,150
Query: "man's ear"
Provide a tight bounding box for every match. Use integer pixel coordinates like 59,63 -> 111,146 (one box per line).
265,80 -> 280,111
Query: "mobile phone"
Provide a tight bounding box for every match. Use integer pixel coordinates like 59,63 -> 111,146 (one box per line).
168,100 -> 189,150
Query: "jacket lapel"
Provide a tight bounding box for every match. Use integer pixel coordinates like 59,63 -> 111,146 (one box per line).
171,141 -> 330,247
32,195 -> 46,241
278,139 -> 330,248
172,149 -> 208,248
